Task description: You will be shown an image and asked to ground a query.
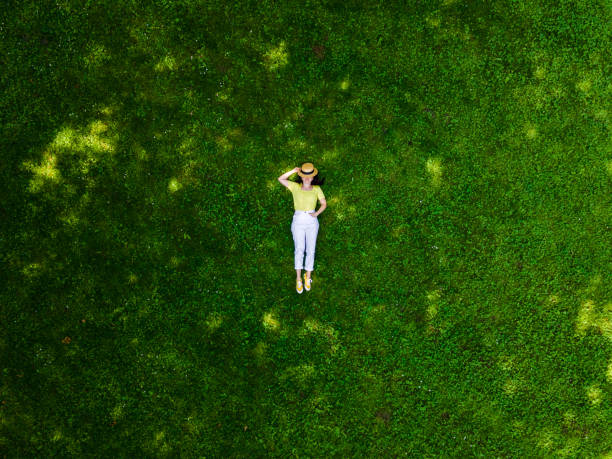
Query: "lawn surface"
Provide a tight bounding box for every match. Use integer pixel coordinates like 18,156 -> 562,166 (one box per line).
1,0 -> 611,456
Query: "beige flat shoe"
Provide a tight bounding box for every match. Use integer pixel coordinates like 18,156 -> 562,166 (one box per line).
304,276 -> 312,291
296,278 -> 304,294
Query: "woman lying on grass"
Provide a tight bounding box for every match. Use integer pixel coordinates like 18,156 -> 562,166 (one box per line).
278,163 -> 327,293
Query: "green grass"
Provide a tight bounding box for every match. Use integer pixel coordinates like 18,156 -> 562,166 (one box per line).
1,0 -> 611,456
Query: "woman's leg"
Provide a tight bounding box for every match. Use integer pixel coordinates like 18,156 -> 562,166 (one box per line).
304,219 -> 319,276
291,220 -> 306,280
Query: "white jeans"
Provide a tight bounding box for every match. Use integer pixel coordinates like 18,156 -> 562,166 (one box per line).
291,210 -> 319,271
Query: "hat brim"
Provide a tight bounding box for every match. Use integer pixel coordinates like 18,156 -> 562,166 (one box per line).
297,168 -> 318,177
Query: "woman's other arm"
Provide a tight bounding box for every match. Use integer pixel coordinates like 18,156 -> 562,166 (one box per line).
314,199 -> 327,217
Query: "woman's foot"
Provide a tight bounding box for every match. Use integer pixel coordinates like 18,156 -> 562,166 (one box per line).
304,275 -> 312,291
296,278 -> 304,294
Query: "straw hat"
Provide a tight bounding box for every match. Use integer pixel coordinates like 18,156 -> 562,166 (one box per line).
297,162 -> 318,178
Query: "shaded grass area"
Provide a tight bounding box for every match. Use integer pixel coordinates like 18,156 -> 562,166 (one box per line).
1,0 -> 611,456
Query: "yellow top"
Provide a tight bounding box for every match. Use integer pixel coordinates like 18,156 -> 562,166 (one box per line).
286,181 -> 325,211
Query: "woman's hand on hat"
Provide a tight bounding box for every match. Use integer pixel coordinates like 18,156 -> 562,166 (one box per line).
293,167 -> 301,173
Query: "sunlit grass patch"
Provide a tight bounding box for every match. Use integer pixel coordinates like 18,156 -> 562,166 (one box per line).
257,238 -> 278,254
158,349 -> 191,372
51,126 -> 76,149
390,224 -> 406,239
549,84 -> 565,100
168,178 -> 182,192
266,178 -> 279,191
326,194 -> 344,220
575,78 -> 592,93
215,135 -> 233,152
554,437 -> 581,458
503,378 -> 522,395
215,89 -> 231,102
88,120 -> 108,136
226,127 -> 244,143
83,43 -> 111,68
434,14 -> 475,44
497,354 -> 515,372
153,430 -> 171,454
515,120 -> 537,140
301,317 -> 337,340
205,312 -> 224,332
308,393 -> 332,415
593,108 -> 607,120
562,409 -> 577,427
272,118 -> 295,138
575,299 -> 597,335
536,427 -> 557,451
344,204 -> 357,220
340,78 -> 350,91
99,105 -> 115,116
321,146 -> 340,163
286,138 -> 308,150
169,256 -> 183,267
58,208 -> 80,226
425,14 -> 441,28
425,157 -> 443,187
22,151 -> 61,192
35,120 -> 118,182
172,159 -> 202,189
511,79 -> 566,112
154,55 -> 177,72
300,317 -> 341,354
586,385 -> 602,406
426,289 -> 441,302
425,289 -> 441,321
548,294 -> 560,306
82,132 -> 114,152
133,142 -> 148,161
605,159 -> 612,177
51,429 -> 63,442
178,137 -> 196,156
574,298 -> 611,340
363,304 -> 389,333
278,363 -> 316,389
34,152 -> 60,179
600,300 -> 612,329
21,261 -> 44,277
111,403 -> 125,420
534,66 -> 546,80
520,84 -> 552,110
263,40 -> 289,71
262,311 -> 280,331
